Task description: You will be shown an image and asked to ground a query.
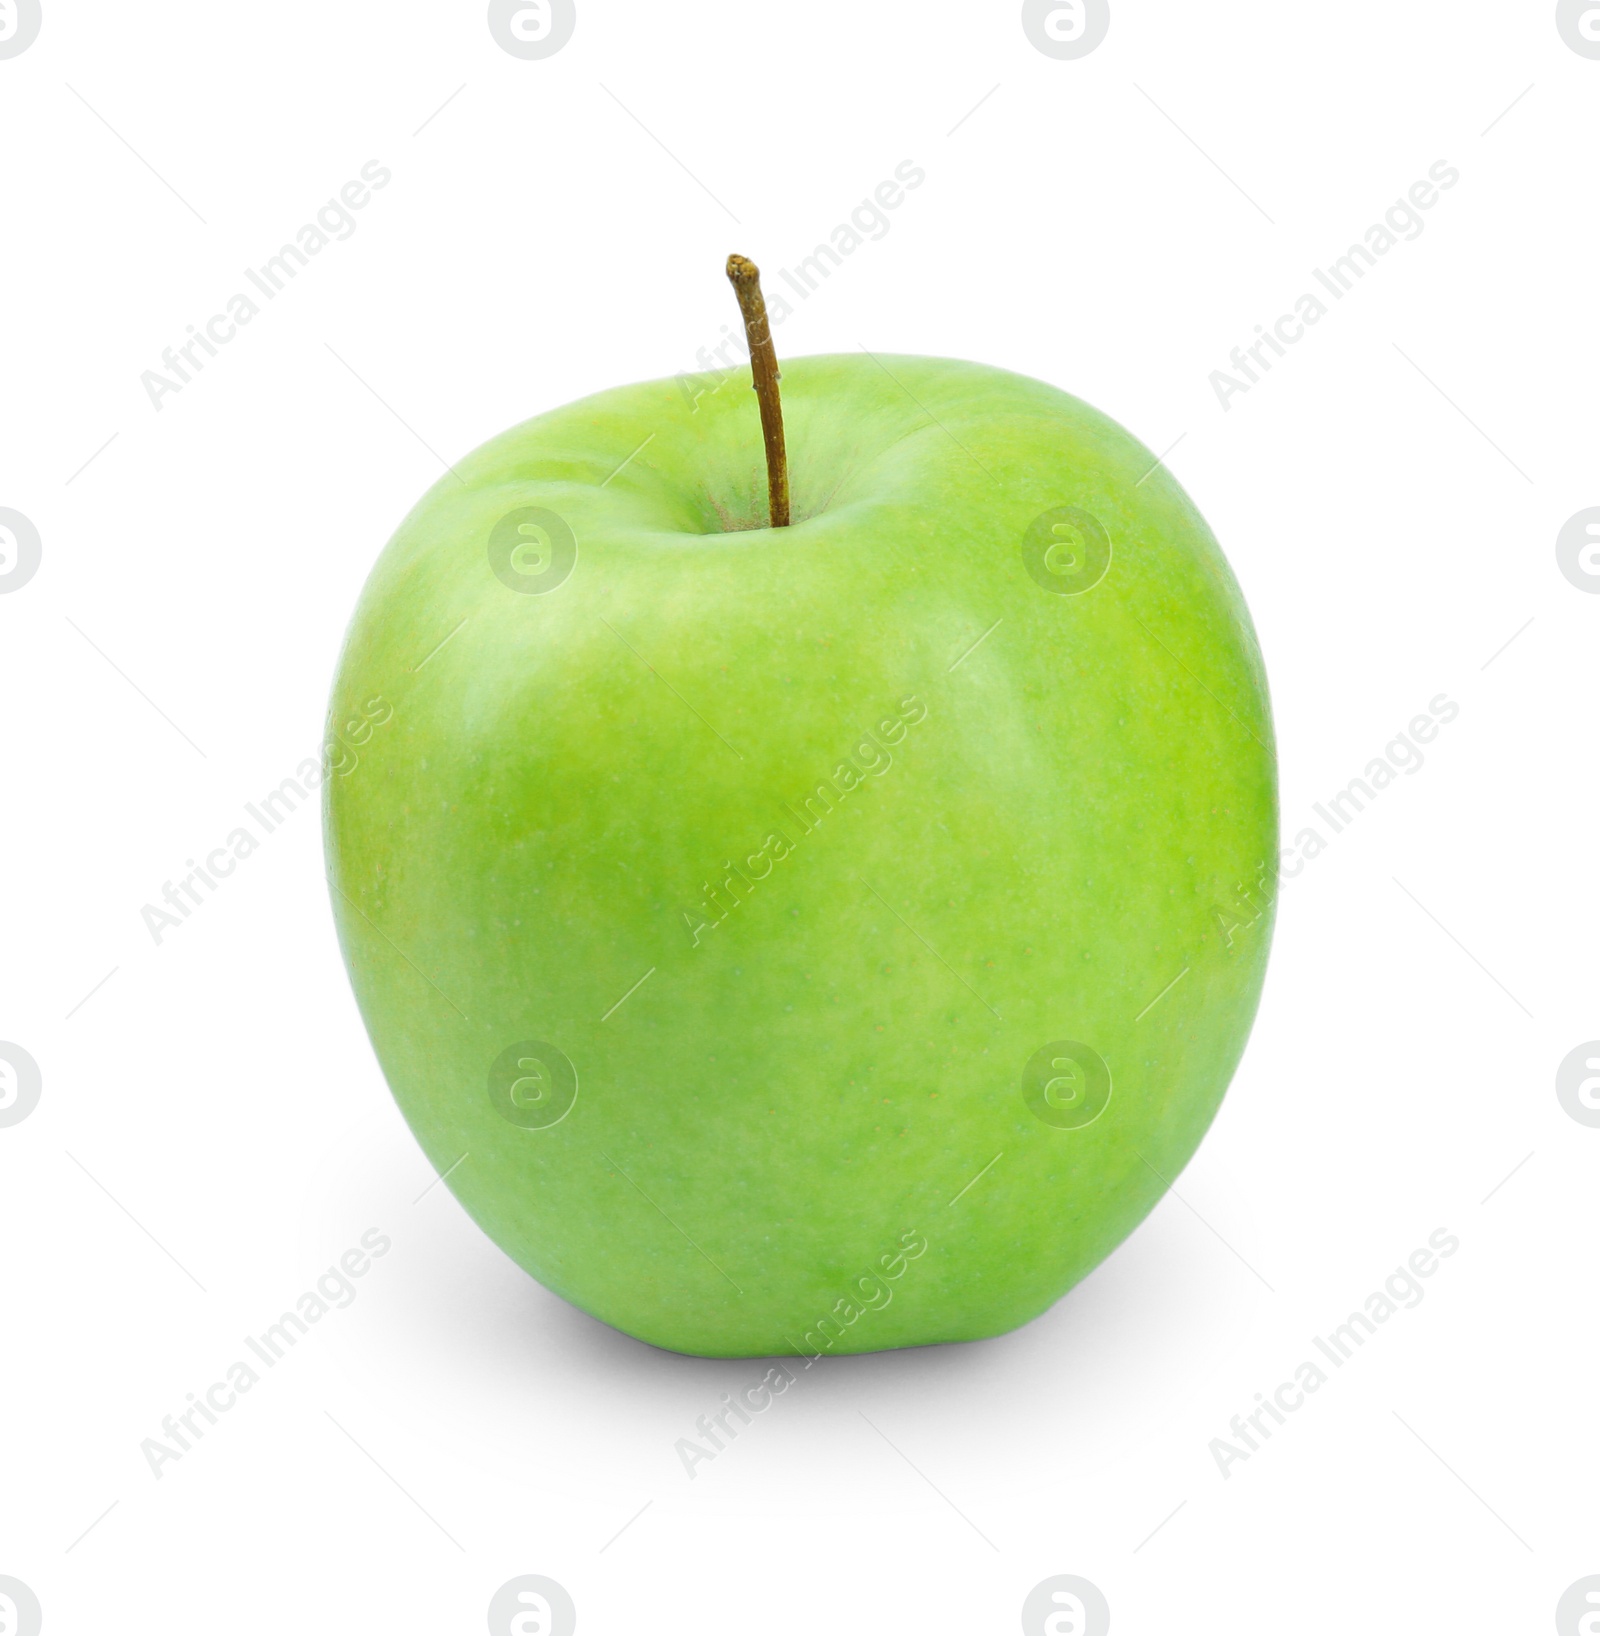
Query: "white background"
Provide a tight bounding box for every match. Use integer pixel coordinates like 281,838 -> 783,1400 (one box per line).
3,2 -> 1597,1631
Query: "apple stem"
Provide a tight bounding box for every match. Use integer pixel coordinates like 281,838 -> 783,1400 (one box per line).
725,254 -> 791,528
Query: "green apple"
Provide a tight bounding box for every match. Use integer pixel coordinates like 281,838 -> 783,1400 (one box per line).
325,349 -> 1276,1357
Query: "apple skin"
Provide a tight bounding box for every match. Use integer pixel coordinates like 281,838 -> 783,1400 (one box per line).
324,354 -> 1276,1358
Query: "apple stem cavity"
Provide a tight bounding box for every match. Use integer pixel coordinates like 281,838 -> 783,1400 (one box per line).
725,254 -> 791,529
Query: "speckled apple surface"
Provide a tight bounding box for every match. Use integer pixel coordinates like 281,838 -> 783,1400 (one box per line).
324,354 -> 1276,1358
